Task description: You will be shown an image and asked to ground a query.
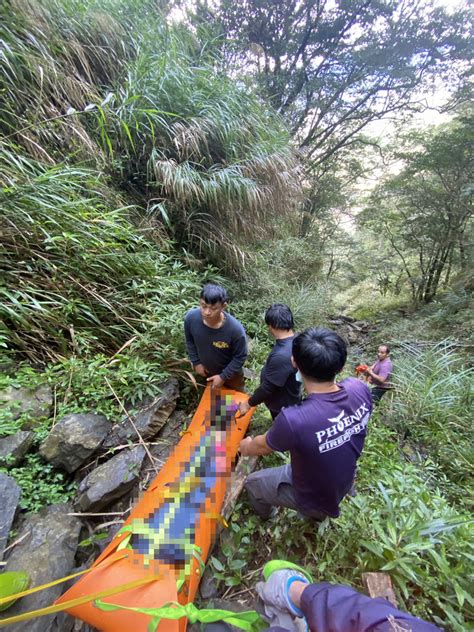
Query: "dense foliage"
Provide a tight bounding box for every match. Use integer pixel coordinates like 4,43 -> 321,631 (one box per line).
1,0 -> 300,274
361,111 -> 473,303
192,0 -> 472,235
0,152 -> 204,362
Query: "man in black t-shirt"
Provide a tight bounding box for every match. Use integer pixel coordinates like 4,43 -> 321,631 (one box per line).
238,304 -> 301,419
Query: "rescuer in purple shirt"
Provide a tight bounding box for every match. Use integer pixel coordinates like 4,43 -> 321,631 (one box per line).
239,327 -> 373,520
365,344 -> 393,403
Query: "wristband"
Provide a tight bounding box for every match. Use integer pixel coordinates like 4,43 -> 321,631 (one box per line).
286,575 -> 309,617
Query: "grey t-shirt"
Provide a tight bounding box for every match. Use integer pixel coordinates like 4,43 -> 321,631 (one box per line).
184,308 -> 247,380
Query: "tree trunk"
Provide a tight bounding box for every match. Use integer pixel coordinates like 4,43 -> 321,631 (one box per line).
326,254 -> 335,279
299,210 -> 313,238
459,233 -> 467,270
423,246 -> 451,302
443,246 -> 454,287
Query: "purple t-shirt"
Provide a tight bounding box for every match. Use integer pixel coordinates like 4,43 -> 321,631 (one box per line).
369,358 -> 393,388
266,378 -> 372,517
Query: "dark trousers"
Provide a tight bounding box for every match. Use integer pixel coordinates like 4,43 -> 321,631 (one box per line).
245,464 -> 328,521
371,387 -> 389,403
223,371 -> 246,392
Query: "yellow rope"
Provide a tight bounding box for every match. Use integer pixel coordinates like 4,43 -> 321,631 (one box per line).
0,552 -> 129,606
0,574 -> 161,626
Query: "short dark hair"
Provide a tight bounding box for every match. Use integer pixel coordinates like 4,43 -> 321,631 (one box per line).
200,283 -> 228,304
379,344 -> 390,354
292,327 -> 347,381
264,303 -> 294,330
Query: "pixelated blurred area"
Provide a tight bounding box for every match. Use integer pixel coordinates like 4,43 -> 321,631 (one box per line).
127,389 -> 240,569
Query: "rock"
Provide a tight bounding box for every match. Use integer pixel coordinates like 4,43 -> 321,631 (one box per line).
103,378 -> 179,449
243,367 -> 258,380
0,473 -> 21,560
144,410 -> 188,472
0,504 -> 81,632
346,329 -> 360,343
0,385 -> 52,426
199,564 -> 219,600
329,314 -> 355,324
39,413 -> 110,473
75,446 -> 146,512
0,431 -> 35,467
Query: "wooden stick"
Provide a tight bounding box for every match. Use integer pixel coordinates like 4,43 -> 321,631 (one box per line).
222,456 -> 258,521
362,572 -> 398,606
67,511 -> 128,517
105,377 -> 159,475
2,531 -> 30,554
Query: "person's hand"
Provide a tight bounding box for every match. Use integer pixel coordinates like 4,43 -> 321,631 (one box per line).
194,363 -> 208,378
256,569 -> 309,625
239,436 -> 253,456
238,400 -> 251,416
207,374 -> 224,388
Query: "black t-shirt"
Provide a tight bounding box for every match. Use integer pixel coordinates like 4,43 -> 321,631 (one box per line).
248,336 -> 301,413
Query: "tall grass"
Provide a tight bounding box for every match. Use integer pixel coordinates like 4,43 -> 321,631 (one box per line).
1,0 -> 301,270
233,235 -> 334,341
0,146 -> 203,361
388,342 -> 473,505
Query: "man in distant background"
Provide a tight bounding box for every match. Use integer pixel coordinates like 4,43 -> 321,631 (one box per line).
184,283 -> 247,391
238,304 -> 301,419
365,345 -> 393,403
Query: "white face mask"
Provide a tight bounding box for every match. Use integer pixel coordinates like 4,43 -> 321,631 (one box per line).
295,370 -> 303,383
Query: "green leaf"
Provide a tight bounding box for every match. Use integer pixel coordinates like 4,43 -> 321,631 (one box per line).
224,576 -> 241,587
211,557 -> 224,572
0,571 -> 30,611
229,559 -> 246,571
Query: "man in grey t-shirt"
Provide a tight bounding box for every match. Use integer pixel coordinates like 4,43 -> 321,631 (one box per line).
184,283 -> 247,391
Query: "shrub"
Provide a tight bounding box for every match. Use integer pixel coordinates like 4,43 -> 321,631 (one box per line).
0,151 -> 205,361
0,453 -> 77,512
387,342 -> 473,506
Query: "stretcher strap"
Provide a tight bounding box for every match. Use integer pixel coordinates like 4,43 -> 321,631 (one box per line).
0,574 -> 160,627
95,598 -> 267,632
0,552 -> 129,607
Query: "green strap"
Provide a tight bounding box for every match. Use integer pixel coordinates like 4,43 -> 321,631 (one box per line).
95,599 -> 266,632
262,560 -> 313,583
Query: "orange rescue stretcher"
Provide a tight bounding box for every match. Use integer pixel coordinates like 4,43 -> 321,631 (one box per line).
55,386 -> 254,632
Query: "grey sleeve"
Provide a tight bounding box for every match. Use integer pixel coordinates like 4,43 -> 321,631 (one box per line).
184,314 -> 200,365
220,329 -> 248,380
